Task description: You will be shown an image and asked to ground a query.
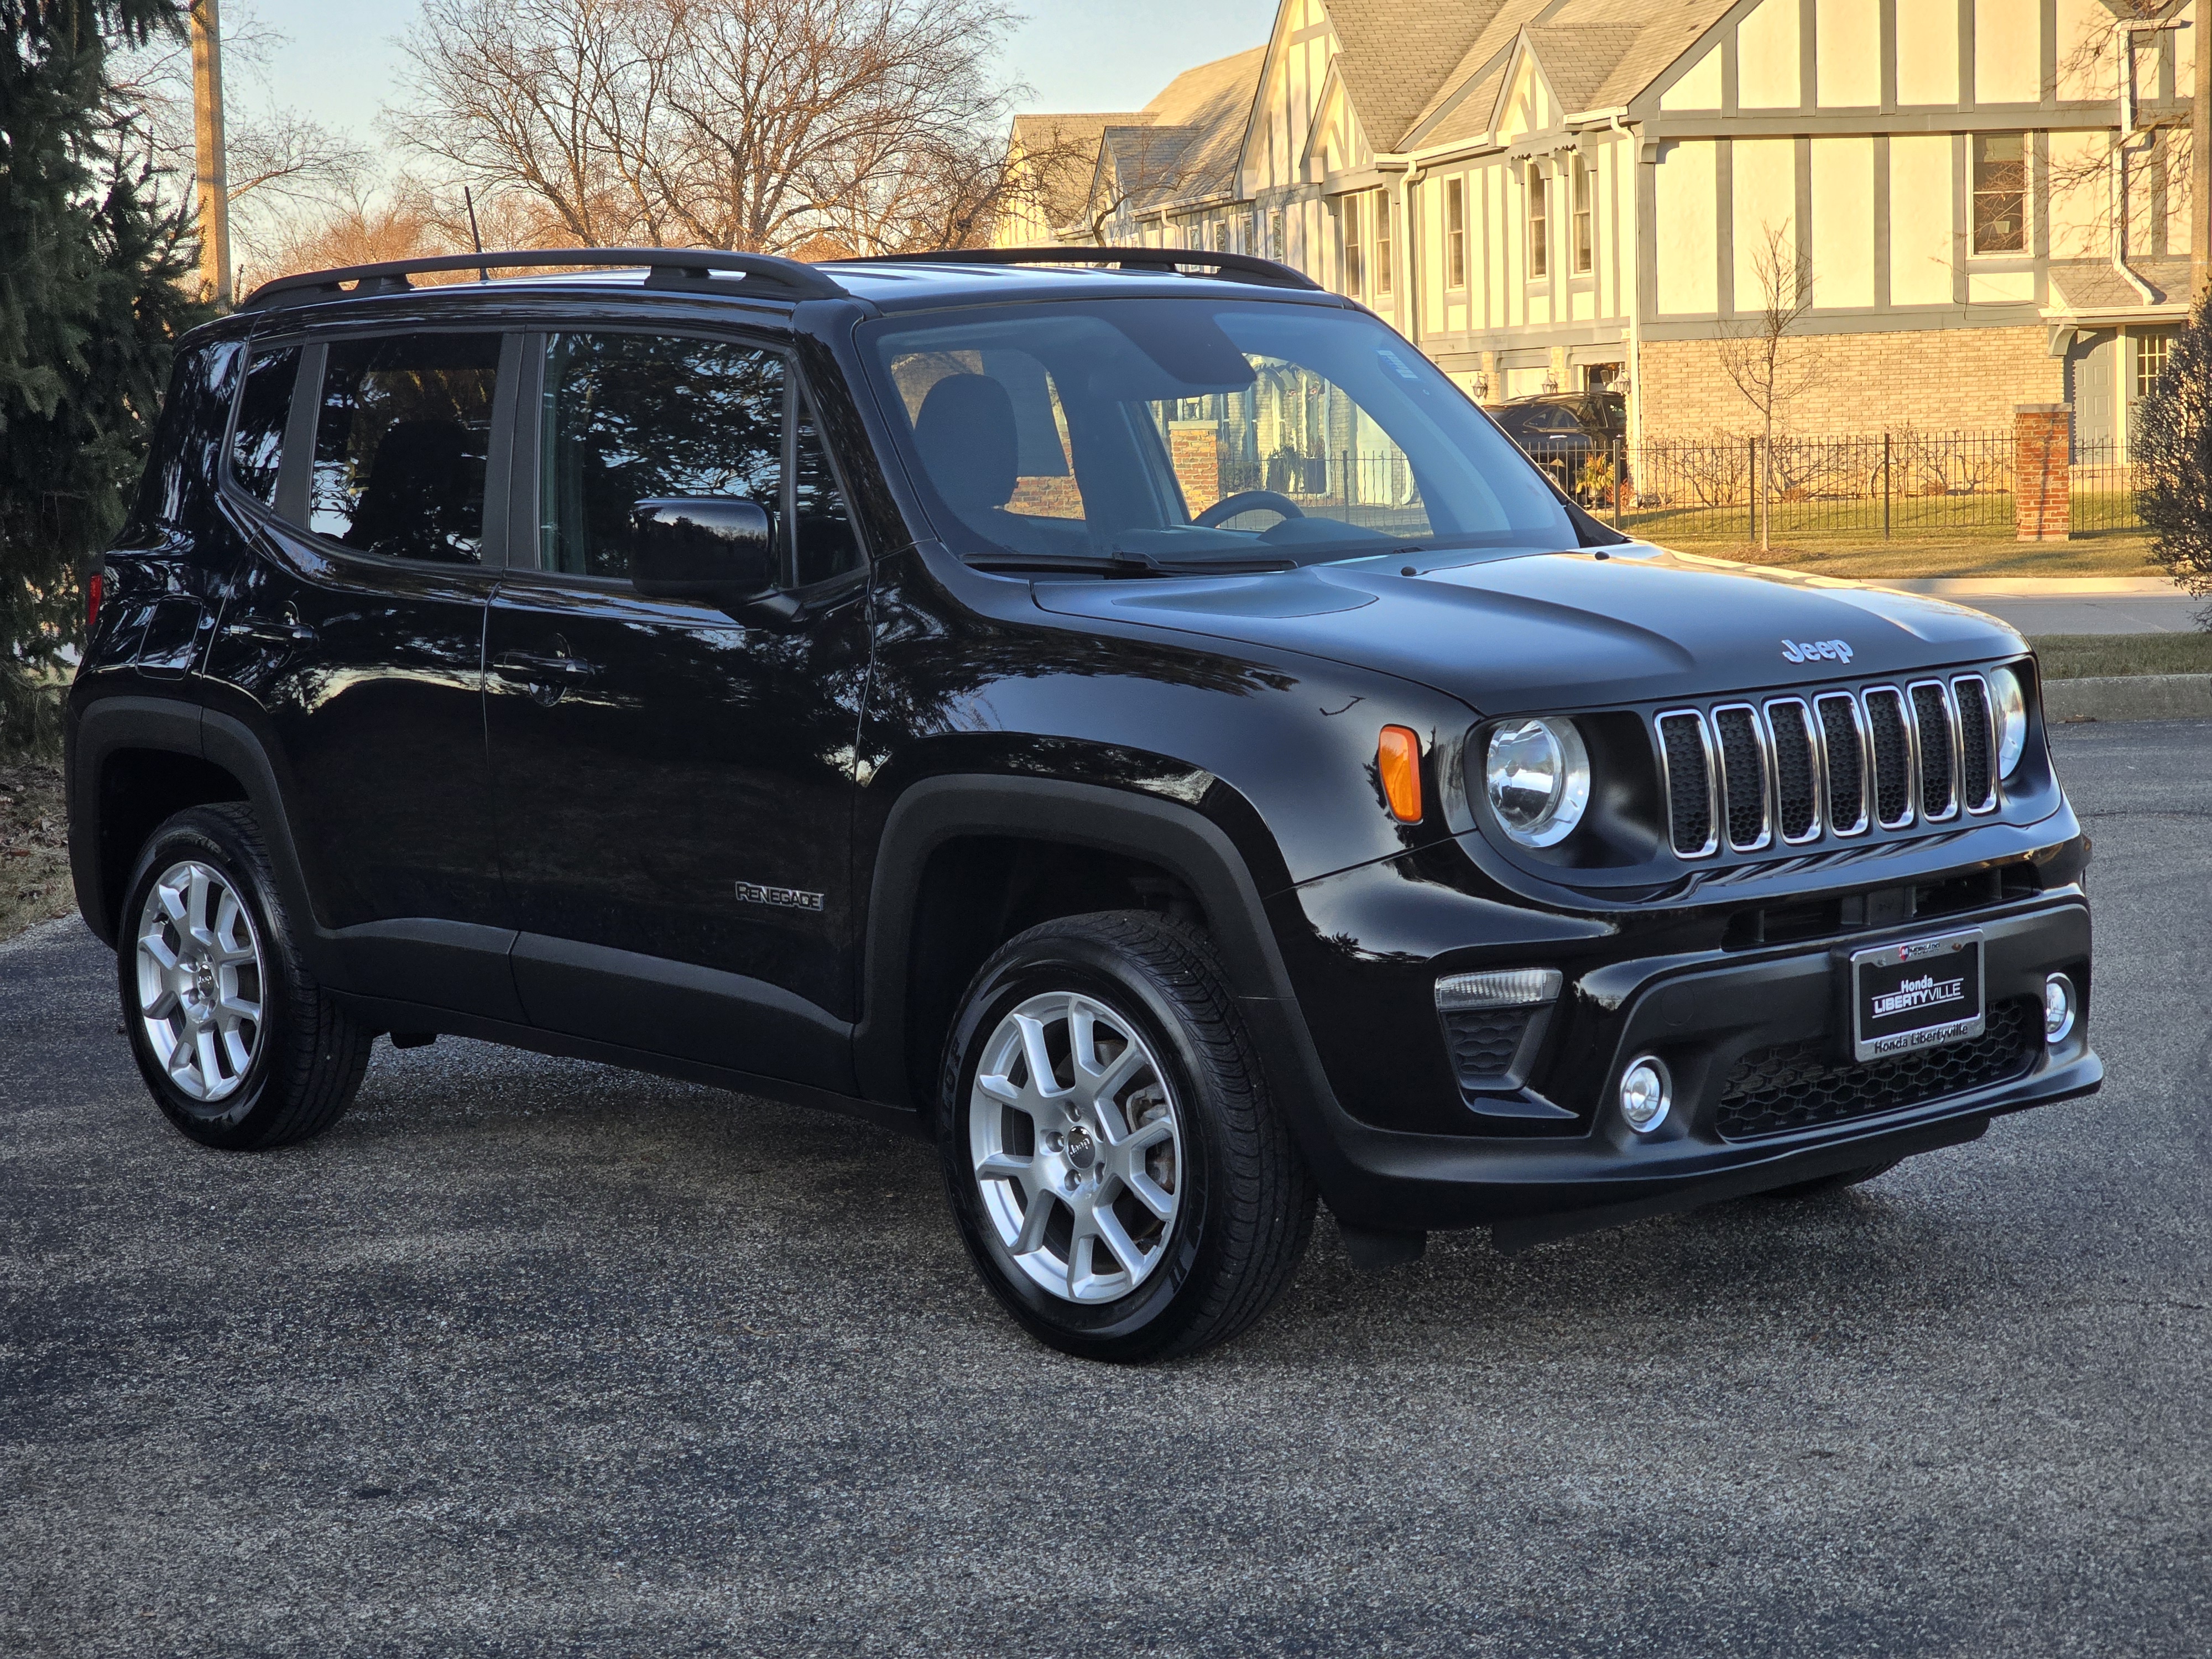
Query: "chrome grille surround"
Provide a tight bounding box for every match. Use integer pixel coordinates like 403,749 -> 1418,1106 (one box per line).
1711,703 -> 1772,852
1814,691 -> 1870,837
1951,673 -> 1999,814
1655,709 -> 1720,859
1908,679 -> 1960,823
1761,697 -> 1823,845
1652,669 -> 2017,862
1861,686 -> 1916,829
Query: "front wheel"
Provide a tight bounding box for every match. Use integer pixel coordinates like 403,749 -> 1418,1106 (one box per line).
938,912 -> 1314,1363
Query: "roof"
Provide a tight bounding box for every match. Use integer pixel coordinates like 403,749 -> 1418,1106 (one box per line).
1321,1 -> 1505,153
2047,257 -> 2194,317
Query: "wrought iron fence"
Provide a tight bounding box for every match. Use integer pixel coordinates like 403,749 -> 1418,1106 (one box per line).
1511,429 -> 2146,541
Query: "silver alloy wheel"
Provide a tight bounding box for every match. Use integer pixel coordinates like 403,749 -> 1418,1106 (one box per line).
134,859 -> 266,1104
969,991 -> 1185,1305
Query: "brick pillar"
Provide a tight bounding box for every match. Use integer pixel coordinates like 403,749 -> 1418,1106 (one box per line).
1169,421 -> 1221,515
2014,403 -> 2072,542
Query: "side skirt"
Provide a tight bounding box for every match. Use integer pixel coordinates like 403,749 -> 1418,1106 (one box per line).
330,992 -> 928,1141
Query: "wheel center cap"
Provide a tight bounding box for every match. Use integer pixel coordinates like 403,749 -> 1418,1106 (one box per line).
1065,1128 -> 1096,1170
191,959 -> 217,1000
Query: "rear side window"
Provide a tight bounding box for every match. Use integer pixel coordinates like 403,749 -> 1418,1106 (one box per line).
311,332 -> 502,562
228,346 -> 299,507
132,339 -> 243,531
538,332 -> 783,581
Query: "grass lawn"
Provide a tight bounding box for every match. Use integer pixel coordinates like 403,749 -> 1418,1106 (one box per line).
2028,631 -> 2212,679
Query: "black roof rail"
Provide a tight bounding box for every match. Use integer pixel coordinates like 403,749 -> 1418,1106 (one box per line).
239,247 -> 848,311
833,245 -> 1326,293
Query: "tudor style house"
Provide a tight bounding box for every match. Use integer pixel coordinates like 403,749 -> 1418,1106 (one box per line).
1000,0 -> 2200,450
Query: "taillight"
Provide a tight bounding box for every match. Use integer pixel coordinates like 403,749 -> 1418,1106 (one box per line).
1378,725 -> 1423,822
85,571 -> 103,632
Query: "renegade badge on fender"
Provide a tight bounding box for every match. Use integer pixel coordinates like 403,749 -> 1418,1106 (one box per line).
68,246 -> 2099,1362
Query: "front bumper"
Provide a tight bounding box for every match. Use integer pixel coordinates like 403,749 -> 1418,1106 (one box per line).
1267,890 -> 2098,1241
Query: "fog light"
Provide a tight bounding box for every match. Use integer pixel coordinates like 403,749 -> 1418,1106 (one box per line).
2043,973 -> 2077,1044
1619,1056 -> 1672,1133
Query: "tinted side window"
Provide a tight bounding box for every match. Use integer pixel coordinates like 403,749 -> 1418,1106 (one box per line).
539,332 -> 783,580
132,339 -> 243,531
311,333 -> 501,562
792,392 -> 862,587
229,346 -> 299,507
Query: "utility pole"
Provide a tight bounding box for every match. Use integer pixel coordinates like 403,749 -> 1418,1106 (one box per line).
2196,7 -> 2211,302
190,0 -> 231,306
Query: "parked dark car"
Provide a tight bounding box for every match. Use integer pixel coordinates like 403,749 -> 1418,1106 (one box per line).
1493,390 -> 1628,500
69,247 -> 2098,1361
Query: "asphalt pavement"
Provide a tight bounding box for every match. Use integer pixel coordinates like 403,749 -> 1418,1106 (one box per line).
3,724 -> 2208,1657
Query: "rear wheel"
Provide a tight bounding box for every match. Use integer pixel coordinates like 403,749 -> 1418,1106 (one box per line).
938,912 -> 1314,1363
119,805 -> 371,1150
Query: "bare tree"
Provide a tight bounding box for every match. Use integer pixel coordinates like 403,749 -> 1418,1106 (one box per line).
108,3 -> 372,281
1076,124 -> 1208,247
389,0 -> 1020,257
1718,222 -> 1820,552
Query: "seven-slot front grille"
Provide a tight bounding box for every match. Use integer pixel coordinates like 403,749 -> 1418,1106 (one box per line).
1656,675 -> 2002,860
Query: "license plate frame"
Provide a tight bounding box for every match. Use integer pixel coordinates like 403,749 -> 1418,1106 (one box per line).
1848,929 -> 1986,1063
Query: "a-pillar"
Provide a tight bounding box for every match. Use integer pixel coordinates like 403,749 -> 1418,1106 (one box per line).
2015,404 -> 2072,542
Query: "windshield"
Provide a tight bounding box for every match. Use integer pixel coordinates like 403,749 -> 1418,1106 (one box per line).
858,298 -> 1578,570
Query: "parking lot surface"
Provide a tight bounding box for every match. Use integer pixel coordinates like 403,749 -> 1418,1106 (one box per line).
3,723 -> 2208,1658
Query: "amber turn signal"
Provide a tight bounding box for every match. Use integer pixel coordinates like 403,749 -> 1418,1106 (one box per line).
1378,725 -> 1422,822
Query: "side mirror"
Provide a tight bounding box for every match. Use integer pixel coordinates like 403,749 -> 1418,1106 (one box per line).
630,497 -> 776,602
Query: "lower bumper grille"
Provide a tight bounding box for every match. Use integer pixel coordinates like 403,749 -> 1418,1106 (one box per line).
1715,998 -> 2041,1140
1443,1008 -> 1535,1088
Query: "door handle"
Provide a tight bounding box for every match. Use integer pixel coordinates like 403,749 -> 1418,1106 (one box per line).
495,650 -> 597,685
225,616 -> 317,646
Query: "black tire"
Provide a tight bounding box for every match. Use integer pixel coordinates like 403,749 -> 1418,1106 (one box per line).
1763,1159 -> 1901,1200
938,911 -> 1316,1363
117,804 -> 372,1150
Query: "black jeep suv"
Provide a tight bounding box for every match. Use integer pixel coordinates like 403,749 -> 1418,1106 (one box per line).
69,247 -> 2098,1361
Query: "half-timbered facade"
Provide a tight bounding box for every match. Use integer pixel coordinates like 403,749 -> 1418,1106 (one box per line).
1000,0 -> 2200,448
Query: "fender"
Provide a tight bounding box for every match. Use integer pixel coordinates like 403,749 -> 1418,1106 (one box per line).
852,774 -> 1368,1196
74,698 -> 525,1022
67,695 -> 206,945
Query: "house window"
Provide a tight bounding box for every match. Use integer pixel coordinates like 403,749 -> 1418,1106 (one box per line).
1572,155 -> 1594,274
1374,190 -> 1392,298
1271,211 -> 1285,262
2137,329 -> 2174,400
1526,163 -> 1548,279
1973,133 -> 2027,255
1342,194 -> 1365,295
1446,178 -> 1467,289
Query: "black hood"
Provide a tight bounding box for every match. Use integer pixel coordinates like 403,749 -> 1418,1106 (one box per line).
1032,545 -> 2027,717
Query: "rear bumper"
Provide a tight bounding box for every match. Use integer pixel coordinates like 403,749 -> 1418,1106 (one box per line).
1276,899 -> 2098,1240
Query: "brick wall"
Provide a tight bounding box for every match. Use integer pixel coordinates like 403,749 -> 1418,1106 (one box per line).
1636,326 -> 2066,439
1169,421 -> 1222,513
2014,404 -> 2072,541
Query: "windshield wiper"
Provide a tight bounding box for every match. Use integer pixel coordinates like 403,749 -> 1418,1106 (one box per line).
964,549 -> 1299,578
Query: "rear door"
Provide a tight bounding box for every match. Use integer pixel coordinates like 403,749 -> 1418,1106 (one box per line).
483,326 -> 872,1088
200,325 -> 520,1018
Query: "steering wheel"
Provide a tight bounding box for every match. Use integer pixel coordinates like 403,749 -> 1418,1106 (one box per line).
1193,489 -> 1307,529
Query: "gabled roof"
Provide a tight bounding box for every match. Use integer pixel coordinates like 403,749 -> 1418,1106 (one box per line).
1400,0 -> 1738,152
1320,1 -> 1507,153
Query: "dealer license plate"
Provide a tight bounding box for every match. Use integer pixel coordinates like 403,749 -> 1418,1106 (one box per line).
1850,930 -> 1985,1062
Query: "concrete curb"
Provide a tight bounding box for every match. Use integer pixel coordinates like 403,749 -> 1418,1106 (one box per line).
2044,674 -> 2212,723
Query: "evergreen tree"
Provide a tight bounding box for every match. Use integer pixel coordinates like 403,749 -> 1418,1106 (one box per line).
2137,293 -> 2212,629
1,0 -> 207,753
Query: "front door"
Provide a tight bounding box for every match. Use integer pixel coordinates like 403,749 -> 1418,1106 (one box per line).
485,327 -> 872,1089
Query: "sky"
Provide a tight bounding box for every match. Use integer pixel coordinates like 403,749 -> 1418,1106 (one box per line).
230,0 -> 1280,151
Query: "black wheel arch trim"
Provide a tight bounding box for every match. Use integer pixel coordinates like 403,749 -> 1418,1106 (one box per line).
853,774 -> 1364,1190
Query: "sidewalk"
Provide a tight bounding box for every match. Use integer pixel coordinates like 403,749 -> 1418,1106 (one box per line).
1874,577 -> 2199,635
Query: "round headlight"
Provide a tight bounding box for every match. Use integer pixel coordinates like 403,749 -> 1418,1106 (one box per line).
1990,665 -> 2028,778
1484,717 -> 1592,848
